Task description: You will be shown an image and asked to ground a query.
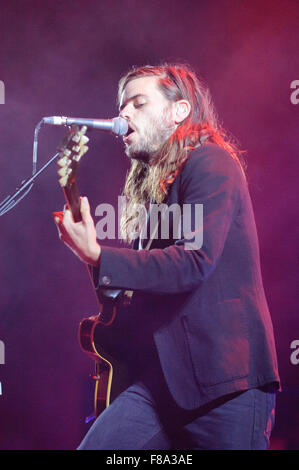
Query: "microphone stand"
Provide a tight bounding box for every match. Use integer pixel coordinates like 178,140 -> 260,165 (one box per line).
0,151 -> 59,216
0,120 -> 59,216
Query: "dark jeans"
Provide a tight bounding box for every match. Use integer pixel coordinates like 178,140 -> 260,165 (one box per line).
77,376 -> 276,450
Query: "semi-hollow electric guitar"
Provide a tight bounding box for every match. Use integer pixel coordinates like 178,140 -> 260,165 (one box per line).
55,125 -> 132,422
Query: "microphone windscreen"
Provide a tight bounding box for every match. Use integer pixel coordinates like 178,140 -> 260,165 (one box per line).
112,117 -> 128,136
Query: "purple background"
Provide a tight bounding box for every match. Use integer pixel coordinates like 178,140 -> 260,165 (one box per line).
0,0 -> 298,450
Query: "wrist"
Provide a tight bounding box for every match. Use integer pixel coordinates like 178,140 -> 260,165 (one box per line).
88,243 -> 101,266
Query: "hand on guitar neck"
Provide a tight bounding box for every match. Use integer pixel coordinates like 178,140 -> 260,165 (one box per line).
52,125 -> 101,267
53,196 -> 101,267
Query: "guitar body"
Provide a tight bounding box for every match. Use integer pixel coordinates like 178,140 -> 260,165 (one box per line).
78,304 -> 133,418
56,125 -> 132,421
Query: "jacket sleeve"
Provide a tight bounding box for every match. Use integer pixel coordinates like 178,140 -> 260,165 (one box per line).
91,144 -> 244,294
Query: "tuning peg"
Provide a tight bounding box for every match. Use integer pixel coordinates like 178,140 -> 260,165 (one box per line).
81,135 -> 89,144
71,144 -> 81,154
80,145 -> 89,154
58,175 -> 69,187
58,166 -> 71,177
57,156 -> 71,167
74,145 -> 89,160
72,133 -> 81,144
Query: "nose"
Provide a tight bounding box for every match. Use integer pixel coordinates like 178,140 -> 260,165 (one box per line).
119,103 -> 133,121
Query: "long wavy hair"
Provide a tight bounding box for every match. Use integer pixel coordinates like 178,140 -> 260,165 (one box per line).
118,63 -> 245,243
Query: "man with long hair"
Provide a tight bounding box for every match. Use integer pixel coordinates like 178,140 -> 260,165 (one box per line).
54,63 -> 280,450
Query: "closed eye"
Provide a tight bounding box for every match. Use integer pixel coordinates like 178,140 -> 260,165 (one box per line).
134,102 -> 146,109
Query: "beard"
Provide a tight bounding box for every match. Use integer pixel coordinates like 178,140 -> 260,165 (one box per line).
124,108 -> 176,163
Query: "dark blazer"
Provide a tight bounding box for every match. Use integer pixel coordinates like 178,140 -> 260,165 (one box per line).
91,143 -> 280,410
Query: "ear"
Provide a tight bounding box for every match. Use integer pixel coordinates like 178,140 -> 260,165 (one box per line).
173,99 -> 191,124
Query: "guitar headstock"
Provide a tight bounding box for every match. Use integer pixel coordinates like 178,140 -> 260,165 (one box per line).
57,125 -> 89,189
56,125 -> 89,222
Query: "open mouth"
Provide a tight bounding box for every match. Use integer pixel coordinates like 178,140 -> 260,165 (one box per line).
123,124 -> 136,142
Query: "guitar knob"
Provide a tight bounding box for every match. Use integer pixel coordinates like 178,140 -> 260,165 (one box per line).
85,413 -> 96,424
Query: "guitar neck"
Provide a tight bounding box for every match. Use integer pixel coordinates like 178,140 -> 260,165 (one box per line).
63,182 -> 97,292
63,182 -> 82,223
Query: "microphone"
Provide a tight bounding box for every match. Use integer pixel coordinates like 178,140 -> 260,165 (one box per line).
42,116 -> 128,136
